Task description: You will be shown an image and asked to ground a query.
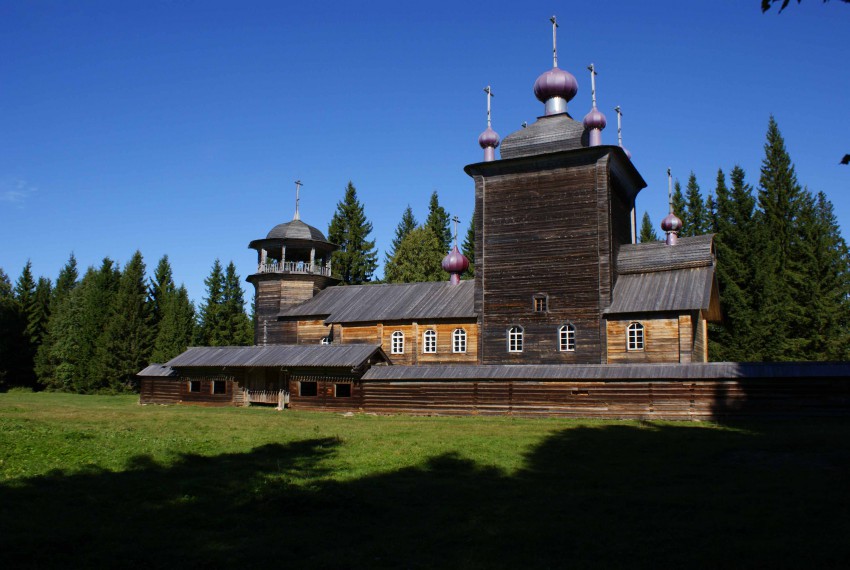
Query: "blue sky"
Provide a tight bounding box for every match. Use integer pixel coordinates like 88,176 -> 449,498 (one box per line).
2,1 -> 848,305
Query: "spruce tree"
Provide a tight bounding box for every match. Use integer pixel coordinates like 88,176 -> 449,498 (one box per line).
34,254 -> 79,386
709,166 -> 759,361
97,251 -> 154,392
222,261 -> 253,345
753,116 -> 807,361
80,259 -> 121,391
12,261 -> 44,388
0,269 -> 23,390
152,285 -> 196,362
386,206 -> 417,265
796,191 -> 850,360
150,255 -> 175,331
682,172 -> 706,237
639,212 -> 660,243
462,214 -> 475,278
384,226 -> 447,283
672,179 -> 687,223
198,259 -> 226,345
327,181 -> 378,285
425,191 -> 452,254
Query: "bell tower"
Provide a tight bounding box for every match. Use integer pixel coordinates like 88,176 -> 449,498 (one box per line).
247,181 -> 339,344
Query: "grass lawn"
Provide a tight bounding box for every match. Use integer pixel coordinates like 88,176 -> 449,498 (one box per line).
1,392 -> 849,569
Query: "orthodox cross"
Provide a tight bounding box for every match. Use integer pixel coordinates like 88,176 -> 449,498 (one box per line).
483,85 -> 494,128
294,180 -> 302,220
550,15 -> 559,68
587,63 -> 598,108
667,168 -> 673,214
614,106 -> 624,147
452,215 -> 461,247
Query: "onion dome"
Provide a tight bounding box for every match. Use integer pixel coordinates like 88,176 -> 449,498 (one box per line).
661,212 -> 683,232
478,126 -> 501,149
533,67 -> 578,105
582,107 -> 607,130
442,245 -> 470,285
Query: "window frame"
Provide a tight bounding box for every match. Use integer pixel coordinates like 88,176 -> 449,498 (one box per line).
533,294 -> 549,313
627,322 -> 645,351
334,383 -> 351,398
211,380 -> 227,395
423,329 -> 437,353
188,380 -> 201,393
507,326 -> 524,353
452,328 -> 467,353
391,331 -> 405,354
300,381 -> 318,397
559,323 -> 576,352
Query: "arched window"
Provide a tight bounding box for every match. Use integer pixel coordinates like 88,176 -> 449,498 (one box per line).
627,322 -> 645,351
508,326 -> 523,353
453,329 -> 467,353
391,331 -> 405,354
320,337 -> 330,345
559,324 -> 576,352
423,329 -> 437,353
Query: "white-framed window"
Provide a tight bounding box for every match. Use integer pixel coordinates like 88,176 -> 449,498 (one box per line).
452,329 -> 467,353
533,294 -> 548,313
508,326 -> 523,353
627,322 -> 645,351
391,331 -> 405,354
559,324 -> 576,352
423,329 -> 437,353
320,337 -> 330,345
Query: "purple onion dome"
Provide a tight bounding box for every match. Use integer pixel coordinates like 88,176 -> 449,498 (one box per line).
478,126 -> 501,149
661,212 -> 683,232
442,245 -> 470,273
533,67 -> 578,103
583,107 -> 607,130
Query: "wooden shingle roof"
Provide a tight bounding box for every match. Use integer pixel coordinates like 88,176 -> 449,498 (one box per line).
617,234 -> 714,274
278,280 -> 475,324
363,362 -> 850,381
165,344 -> 387,369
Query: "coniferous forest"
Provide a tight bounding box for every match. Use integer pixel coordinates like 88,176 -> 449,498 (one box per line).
1,118 -> 848,393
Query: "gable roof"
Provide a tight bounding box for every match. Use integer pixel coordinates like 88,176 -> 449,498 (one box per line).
164,344 -> 388,370
608,235 -> 720,319
278,280 -> 475,324
137,364 -> 177,377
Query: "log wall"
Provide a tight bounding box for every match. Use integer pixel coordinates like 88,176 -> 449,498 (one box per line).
473,151 -> 638,365
606,316 -> 682,363
355,378 -> 850,420
288,375 -> 364,412
140,376 -> 243,406
337,320 -> 479,366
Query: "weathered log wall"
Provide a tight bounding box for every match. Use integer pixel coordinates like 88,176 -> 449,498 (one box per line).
354,378 -> 850,420
140,376 -> 242,406
337,320 -> 479,365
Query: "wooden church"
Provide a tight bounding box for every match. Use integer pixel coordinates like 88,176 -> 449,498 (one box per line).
139,20 -> 848,418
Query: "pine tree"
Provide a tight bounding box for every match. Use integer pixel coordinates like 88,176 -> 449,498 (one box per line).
12,262 -> 39,388
152,285 -> 196,362
425,191 -> 452,254
386,206 -> 417,265
462,213 -> 475,278
639,212 -> 660,243
704,171 -> 720,234
384,226 -> 447,283
221,261 -> 252,345
753,116 -> 807,361
198,259 -> 226,346
672,179 -> 687,223
80,259 -> 122,391
327,181 -> 378,285
34,254 -> 79,386
682,172 -> 706,237
97,251 -> 154,392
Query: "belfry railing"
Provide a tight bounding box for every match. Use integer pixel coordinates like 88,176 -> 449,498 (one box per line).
256,261 -> 332,277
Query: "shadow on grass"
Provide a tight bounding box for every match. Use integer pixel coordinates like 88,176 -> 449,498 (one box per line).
2,423 -> 849,568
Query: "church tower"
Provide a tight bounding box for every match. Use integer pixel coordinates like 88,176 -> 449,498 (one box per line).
246,181 -> 339,344
465,17 -> 646,364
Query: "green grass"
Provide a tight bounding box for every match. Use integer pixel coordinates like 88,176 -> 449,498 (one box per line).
1,393 -> 849,568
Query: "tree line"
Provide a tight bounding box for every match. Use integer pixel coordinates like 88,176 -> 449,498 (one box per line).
640,116 -> 850,361
0,254 -> 252,393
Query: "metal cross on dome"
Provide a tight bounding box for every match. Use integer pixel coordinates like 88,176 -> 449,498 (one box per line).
484,85 -> 494,128
294,180 -> 302,221
550,15 -> 559,68
452,215 -> 461,247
